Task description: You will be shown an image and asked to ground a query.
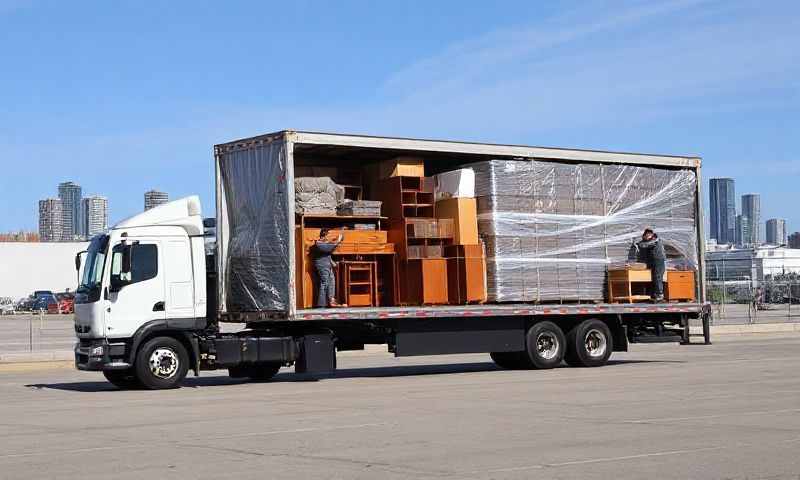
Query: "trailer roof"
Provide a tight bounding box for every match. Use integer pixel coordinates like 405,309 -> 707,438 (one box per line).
215,130 -> 701,169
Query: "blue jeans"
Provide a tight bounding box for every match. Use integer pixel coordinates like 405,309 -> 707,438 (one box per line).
651,260 -> 665,298
315,266 -> 336,307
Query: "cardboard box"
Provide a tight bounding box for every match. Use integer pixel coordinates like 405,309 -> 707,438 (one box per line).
435,198 -> 479,245
434,168 -> 475,201
379,156 -> 425,179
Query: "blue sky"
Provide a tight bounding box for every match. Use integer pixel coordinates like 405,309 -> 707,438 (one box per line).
1,0 -> 798,233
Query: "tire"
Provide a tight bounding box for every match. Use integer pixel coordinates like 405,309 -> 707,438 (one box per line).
134,336 -> 189,390
228,363 -> 282,381
103,369 -> 141,389
490,351 -> 526,369
523,321 -> 566,369
564,319 -> 613,368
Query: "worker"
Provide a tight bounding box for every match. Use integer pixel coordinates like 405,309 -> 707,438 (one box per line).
637,227 -> 666,301
313,228 -> 345,307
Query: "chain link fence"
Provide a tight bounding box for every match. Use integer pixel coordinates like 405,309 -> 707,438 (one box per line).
706,273 -> 800,325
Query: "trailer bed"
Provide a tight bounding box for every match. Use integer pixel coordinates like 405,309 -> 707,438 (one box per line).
294,302 -> 706,321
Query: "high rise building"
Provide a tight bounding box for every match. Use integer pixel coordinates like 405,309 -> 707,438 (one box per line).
789,232 -> 800,249
709,178 -> 736,244
82,196 -> 108,237
58,181 -> 83,240
735,214 -> 751,247
766,218 -> 787,245
741,194 -> 761,245
38,198 -> 63,242
144,190 -> 169,211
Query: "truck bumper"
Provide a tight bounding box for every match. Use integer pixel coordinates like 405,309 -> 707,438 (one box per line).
75,339 -> 131,371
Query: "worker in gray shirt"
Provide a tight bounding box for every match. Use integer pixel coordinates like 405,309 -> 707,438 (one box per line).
637,228 -> 667,301
313,228 -> 345,307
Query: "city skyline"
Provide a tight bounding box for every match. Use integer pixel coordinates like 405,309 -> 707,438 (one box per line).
1,2 -> 798,234
36,182 -> 173,241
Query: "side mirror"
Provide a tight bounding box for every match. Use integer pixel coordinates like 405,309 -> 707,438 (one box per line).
121,244 -> 132,275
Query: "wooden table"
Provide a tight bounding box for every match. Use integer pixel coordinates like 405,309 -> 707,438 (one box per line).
608,268 -> 652,303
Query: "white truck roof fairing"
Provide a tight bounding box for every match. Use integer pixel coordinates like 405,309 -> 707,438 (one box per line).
114,196 -> 204,236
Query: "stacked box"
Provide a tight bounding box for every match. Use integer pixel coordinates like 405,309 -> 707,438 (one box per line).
468,159 -> 698,303
337,200 -> 382,217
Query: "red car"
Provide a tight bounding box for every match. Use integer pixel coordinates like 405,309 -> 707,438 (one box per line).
47,295 -> 74,314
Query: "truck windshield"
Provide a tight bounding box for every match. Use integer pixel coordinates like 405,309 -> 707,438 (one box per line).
77,234 -> 109,300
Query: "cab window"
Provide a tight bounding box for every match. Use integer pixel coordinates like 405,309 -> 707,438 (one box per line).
111,243 -> 158,285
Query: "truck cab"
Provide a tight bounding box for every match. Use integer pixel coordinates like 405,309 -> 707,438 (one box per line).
74,196 -> 209,388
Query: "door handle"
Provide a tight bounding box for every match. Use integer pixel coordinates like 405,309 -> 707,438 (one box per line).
153,301 -> 165,312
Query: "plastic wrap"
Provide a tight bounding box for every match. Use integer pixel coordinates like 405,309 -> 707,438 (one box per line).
218,140 -> 290,313
466,159 -> 698,303
294,177 -> 344,214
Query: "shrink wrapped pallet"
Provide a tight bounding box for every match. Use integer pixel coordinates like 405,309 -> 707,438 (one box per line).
466,159 -> 698,303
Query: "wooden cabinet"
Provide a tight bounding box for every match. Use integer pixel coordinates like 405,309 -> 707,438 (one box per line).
406,258 -> 448,305
447,257 -> 487,304
666,271 -> 696,302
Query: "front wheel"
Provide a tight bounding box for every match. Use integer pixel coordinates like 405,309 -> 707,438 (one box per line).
134,336 -> 189,390
564,319 -> 613,367
103,369 -> 141,389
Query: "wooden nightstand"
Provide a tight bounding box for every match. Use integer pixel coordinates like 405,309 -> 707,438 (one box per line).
666,271 -> 696,302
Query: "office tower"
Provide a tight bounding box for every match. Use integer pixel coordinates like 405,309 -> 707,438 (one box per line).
709,178 -> 735,244
735,214 -> 750,247
741,194 -> 761,245
789,232 -> 800,249
766,218 -> 787,245
144,190 -> 169,211
38,198 -> 63,242
58,181 -> 83,239
82,196 -> 108,237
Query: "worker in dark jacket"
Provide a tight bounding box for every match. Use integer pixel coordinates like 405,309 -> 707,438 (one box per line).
637,228 -> 666,301
313,228 -> 344,307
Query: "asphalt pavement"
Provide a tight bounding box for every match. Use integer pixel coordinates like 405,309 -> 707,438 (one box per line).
1,334 -> 800,479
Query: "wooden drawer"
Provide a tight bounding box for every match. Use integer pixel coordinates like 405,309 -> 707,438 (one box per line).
303,228 -> 388,244
608,269 -> 651,282
334,243 -> 395,254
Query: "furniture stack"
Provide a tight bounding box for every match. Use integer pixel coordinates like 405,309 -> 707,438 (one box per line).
434,169 -> 487,305
467,159 -> 698,303
294,214 -> 398,309
379,161 -> 451,305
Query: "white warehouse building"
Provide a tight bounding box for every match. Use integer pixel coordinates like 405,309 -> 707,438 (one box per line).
0,242 -> 89,299
706,246 -> 800,281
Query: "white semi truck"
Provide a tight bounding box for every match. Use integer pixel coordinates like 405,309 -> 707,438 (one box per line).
73,131 -> 711,389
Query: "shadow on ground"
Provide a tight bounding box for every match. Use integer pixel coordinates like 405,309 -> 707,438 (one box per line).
23,357 -> 683,392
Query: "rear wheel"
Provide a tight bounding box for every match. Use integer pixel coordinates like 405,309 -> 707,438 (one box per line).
134,336 -> 189,390
564,319 -> 613,367
228,363 -> 282,381
522,321 -> 566,369
103,369 -> 140,389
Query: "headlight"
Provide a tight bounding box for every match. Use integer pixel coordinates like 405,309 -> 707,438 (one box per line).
90,346 -> 104,357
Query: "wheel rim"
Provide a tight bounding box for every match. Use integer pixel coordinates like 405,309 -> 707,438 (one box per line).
149,347 -> 179,379
536,331 -> 560,360
585,329 -> 607,358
